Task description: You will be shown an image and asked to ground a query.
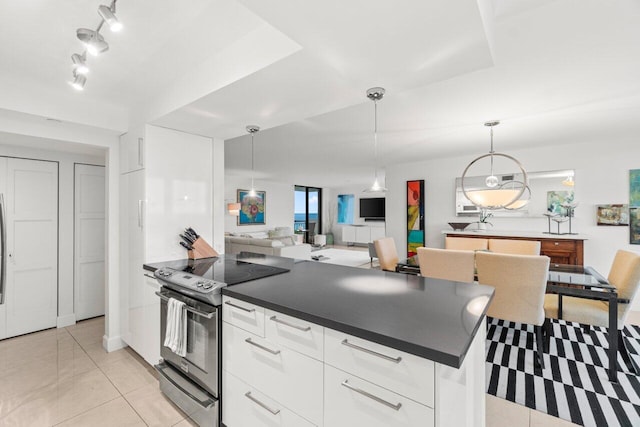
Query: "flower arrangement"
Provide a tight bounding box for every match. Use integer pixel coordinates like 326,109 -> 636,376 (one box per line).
475,209 -> 493,230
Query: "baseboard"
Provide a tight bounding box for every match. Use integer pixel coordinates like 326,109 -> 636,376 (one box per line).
103,334 -> 127,352
57,314 -> 76,328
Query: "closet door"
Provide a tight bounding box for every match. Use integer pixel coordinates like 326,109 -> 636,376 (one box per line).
3,158 -> 58,338
74,164 -> 106,321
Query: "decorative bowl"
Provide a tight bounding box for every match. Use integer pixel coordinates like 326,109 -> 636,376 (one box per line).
448,222 -> 473,231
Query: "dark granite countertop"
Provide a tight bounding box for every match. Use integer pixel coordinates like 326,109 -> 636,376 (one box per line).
144,253 -> 494,368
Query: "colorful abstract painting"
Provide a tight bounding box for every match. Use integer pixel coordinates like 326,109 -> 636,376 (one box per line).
238,189 -> 266,225
596,204 -> 629,226
631,208 -> 640,244
407,180 -> 425,257
631,169 -> 640,207
547,190 -> 575,216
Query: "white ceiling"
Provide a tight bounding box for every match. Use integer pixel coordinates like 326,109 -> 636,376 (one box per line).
1,0 -> 640,188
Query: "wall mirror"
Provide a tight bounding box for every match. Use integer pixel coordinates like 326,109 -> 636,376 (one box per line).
455,169 -> 575,217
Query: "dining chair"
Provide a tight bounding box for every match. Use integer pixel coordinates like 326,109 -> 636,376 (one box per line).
445,236 -> 488,251
544,249 -> 640,373
488,238 -> 541,255
476,251 -> 550,368
417,247 -> 475,283
374,237 -> 399,272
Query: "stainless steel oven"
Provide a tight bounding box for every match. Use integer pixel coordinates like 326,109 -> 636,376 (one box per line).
156,287 -> 220,427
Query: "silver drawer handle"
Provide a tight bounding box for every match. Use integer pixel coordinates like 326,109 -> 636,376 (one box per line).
270,315 -> 311,331
225,300 -> 255,313
341,380 -> 402,411
245,392 -> 280,415
341,339 -> 402,363
245,338 -> 281,355
143,273 -> 155,279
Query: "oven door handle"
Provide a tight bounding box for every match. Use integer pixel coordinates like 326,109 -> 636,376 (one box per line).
155,291 -> 216,319
155,363 -> 216,409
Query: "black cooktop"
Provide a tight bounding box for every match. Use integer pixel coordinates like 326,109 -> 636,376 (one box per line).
145,253 -> 291,286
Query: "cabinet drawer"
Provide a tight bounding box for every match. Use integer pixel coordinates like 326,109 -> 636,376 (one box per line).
324,328 -> 434,408
222,296 -> 265,337
324,365 -> 434,427
223,322 -> 323,425
265,309 -> 324,360
540,240 -> 575,252
223,370 -> 316,427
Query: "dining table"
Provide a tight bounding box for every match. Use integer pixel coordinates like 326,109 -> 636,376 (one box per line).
395,256 -> 622,382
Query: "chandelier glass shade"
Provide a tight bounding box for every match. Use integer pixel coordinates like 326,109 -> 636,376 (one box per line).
461,122 -> 528,210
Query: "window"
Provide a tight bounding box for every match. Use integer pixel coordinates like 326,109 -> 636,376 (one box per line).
294,186 -> 322,243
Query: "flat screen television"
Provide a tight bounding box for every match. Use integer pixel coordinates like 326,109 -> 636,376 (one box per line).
359,197 -> 385,219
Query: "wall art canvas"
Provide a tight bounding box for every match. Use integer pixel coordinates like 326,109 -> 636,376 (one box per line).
596,204 -> 629,226
547,190 -> 575,216
407,180 -> 425,257
337,194 -> 354,224
631,207 -> 640,244
631,169 -> 640,207
237,189 -> 266,225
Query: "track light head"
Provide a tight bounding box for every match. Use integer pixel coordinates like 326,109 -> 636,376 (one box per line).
98,5 -> 122,32
70,73 -> 87,91
76,28 -> 109,56
71,53 -> 89,75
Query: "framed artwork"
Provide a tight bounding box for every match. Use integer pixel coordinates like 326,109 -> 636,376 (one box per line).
407,180 -> 425,257
631,208 -> 640,244
337,194 -> 354,224
547,190 -> 575,216
596,204 -> 629,226
630,169 -> 640,207
237,189 -> 266,225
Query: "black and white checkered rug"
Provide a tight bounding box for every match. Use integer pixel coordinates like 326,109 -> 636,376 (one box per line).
486,317 -> 640,427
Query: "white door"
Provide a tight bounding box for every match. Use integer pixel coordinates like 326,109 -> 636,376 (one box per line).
0,157 -> 58,339
74,164 -> 106,321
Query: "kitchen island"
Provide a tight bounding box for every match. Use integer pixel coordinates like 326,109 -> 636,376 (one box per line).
219,253 -> 494,427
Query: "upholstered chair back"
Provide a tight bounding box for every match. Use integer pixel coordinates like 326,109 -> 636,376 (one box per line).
417,247 -> 475,283
374,237 -> 399,272
476,252 -> 550,326
488,239 -> 541,256
445,237 -> 488,251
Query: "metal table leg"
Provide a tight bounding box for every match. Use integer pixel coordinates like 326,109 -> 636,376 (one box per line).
608,293 -> 618,383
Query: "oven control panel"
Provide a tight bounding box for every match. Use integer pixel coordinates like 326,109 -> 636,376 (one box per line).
154,267 -> 225,294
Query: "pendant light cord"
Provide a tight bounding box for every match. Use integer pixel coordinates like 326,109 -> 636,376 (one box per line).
489,125 -> 494,176
251,132 -> 255,189
374,99 -> 378,180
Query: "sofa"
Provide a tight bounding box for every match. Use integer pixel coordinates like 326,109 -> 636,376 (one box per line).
225,227 -> 312,260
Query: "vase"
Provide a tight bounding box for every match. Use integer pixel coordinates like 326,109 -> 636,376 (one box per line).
477,223 -> 487,231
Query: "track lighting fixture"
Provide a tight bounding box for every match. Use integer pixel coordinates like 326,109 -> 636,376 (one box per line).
98,4 -> 123,32
77,29 -> 109,56
68,0 -> 123,90
70,73 -> 87,91
71,53 -> 89,75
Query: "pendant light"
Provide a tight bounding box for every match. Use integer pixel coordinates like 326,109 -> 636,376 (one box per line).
363,87 -> 387,193
246,125 -> 260,197
461,121 -> 528,210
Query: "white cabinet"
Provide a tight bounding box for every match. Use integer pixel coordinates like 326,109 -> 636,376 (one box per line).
223,321 -> 323,426
119,133 -> 144,174
222,296 -> 485,427
342,225 -> 386,244
222,296 -> 265,336
120,125 -> 218,365
223,370 -> 316,427
341,226 -> 356,243
142,271 -> 161,365
324,365 -> 434,427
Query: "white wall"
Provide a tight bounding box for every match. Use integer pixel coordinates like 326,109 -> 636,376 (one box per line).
330,184 -> 387,245
385,137 -> 640,309
224,176 -> 295,233
0,143 -> 105,327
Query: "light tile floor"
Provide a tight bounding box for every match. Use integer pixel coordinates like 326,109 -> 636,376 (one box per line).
0,316 -> 194,426
2,286 -> 639,426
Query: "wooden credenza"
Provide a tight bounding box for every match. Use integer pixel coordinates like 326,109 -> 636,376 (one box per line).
443,231 -> 585,266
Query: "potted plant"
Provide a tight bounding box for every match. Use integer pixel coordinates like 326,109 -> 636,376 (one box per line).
476,209 -> 493,231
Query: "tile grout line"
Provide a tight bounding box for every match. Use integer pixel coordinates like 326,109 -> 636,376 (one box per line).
62,322 -> 151,427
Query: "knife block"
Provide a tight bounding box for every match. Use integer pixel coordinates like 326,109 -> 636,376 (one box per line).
188,237 -> 219,259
